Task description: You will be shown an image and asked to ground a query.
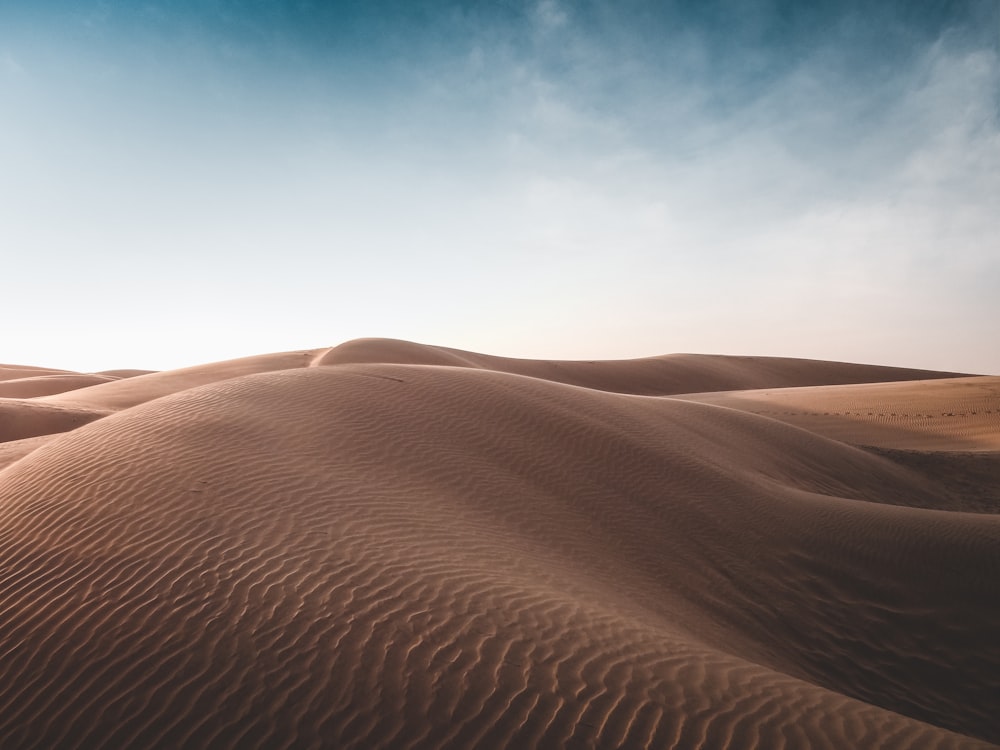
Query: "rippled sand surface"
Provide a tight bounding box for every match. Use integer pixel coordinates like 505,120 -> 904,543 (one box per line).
1,340 -> 997,748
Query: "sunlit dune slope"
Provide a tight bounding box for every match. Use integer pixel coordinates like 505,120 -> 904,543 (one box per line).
1,355 -> 997,749
1,363 -> 76,381
26,338 -> 971,416
677,376 -> 1000,451
0,373 -> 122,398
95,369 -> 157,379
0,435 -> 57,471
41,349 -> 324,411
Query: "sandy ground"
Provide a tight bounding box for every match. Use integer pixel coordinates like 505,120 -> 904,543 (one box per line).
0,339 -> 997,749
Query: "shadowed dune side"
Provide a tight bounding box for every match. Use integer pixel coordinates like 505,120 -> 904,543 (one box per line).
0,399 -> 110,443
315,338 -> 972,396
0,435 -> 57,471
1,365 -> 997,749
864,447 -> 1000,514
42,349 -> 325,411
677,376 -> 1000,451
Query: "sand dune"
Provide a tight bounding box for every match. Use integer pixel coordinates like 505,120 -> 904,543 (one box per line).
95,369 -> 157,379
37,339 -> 965,416
0,340 -> 997,748
0,399 -> 109,443
42,349 -> 323,411
0,373 -> 122,398
317,337 -> 972,396
0,435 -> 58,471
1,363 -> 76,381
677,376 -> 1000,451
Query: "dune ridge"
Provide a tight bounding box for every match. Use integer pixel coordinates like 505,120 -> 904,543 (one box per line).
0,363 -> 77,381
677,376 -> 1000,451
316,337 -> 974,396
0,373 -> 123,399
0,340 -> 997,749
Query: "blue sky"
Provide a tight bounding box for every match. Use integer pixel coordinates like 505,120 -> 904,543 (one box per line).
2,1 -> 998,373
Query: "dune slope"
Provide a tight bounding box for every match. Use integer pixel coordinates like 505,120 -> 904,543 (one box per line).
677,376 -> 1000,451
0,373 -> 123,398
41,349 -> 323,411
1,355 -> 997,749
0,399 -> 109,443
315,338 -> 973,396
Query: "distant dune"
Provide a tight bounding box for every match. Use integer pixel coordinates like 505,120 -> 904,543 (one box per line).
1,339 -> 997,749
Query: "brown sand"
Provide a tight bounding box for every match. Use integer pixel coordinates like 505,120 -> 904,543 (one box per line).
0,363 -> 76,380
0,339 -> 997,749
675,377 -> 1000,451
0,373 -> 123,398
317,337 -> 972,395
0,399 -> 110,443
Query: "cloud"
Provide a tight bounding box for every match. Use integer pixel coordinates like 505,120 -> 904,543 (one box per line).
534,0 -> 569,31
0,1 -> 997,372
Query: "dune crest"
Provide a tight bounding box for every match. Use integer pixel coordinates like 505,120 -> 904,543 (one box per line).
0,373 -> 122,398
1,362 -> 78,377
1,341 -> 997,748
316,337 -> 973,396
41,349 -> 324,411
678,376 -> 1000,451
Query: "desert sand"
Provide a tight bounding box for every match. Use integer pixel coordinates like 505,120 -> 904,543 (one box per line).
0,338 -> 997,749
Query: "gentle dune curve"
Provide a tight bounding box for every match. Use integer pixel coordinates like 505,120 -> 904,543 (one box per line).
33,338 -> 972,415
0,373 -> 121,399
95,369 -> 157,379
42,349 -> 323,411
315,338 -> 973,396
0,399 -> 110,443
677,376 -> 1000,451
0,363 -> 77,382
0,435 -> 59,471
1,362 -> 997,749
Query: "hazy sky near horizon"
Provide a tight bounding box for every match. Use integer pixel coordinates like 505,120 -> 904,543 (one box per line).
2,0 -> 999,373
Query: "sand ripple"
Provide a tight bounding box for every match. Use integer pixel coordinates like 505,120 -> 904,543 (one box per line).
0,342 -> 997,748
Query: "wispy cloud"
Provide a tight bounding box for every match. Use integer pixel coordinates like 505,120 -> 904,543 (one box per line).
0,1 -> 997,371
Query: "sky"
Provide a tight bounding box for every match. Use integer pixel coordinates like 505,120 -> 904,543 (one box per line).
2,0 -> 998,374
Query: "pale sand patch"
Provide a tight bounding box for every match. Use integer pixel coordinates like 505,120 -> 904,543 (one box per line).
676,376 -> 1000,451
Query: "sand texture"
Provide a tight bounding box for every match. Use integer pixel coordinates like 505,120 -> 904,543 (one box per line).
1,339 -> 997,749
676,377 -> 1000,451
